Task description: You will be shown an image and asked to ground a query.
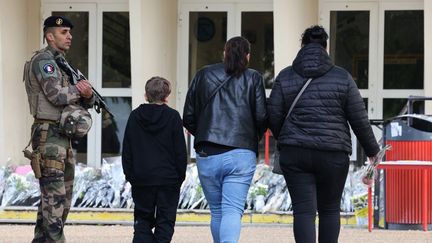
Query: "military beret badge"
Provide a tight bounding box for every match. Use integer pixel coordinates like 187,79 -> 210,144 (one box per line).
55,18 -> 63,26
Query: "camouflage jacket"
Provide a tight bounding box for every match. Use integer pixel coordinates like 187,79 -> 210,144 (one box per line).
23,46 -> 95,121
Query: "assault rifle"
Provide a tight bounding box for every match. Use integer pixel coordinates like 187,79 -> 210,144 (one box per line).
55,56 -> 114,117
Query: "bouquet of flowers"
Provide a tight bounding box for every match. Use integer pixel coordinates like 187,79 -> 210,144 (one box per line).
362,144 -> 392,187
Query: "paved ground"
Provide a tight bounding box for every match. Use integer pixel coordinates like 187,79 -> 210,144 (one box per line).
0,224 -> 431,243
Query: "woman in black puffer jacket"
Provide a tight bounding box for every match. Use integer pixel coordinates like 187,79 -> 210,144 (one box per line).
268,26 -> 379,243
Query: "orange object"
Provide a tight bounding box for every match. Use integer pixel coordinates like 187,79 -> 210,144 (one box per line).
265,129 -> 270,165
386,141 -> 432,161
368,187 -> 373,232
384,140 -> 432,231
368,162 -> 432,232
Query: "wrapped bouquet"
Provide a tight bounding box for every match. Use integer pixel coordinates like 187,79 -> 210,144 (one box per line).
361,144 -> 392,186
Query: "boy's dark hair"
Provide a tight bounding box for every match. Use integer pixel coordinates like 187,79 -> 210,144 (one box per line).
145,76 -> 171,103
301,25 -> 328,48
224,36 -> 250,78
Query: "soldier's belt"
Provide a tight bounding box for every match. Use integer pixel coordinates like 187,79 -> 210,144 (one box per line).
33,118 -> 59,125
43,159 -> 65,171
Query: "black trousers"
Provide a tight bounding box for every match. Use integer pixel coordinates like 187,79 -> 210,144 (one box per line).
280,146 -> 349,243
131,184 -> 180,243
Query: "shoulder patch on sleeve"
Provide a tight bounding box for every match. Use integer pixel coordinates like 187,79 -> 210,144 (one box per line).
38,59 -> 59,79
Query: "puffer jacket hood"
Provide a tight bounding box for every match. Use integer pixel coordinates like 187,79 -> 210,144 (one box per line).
132,104 -> 170,133
292,43 -> 334,78
267,43 -> 380,157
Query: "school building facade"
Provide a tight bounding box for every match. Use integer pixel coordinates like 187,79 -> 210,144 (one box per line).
0,0 -> 430,167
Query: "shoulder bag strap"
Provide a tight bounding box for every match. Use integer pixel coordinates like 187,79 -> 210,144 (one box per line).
285,78 -> 313,120
202,75 -> 233,110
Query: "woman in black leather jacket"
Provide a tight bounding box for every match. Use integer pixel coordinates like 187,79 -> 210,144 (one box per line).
268,26 -> 379,243
183,36 -> 267,243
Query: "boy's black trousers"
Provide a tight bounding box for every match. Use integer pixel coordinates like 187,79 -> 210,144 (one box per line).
131,184 -> 180,243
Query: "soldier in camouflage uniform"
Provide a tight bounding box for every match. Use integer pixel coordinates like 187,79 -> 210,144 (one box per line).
23,16 -> 94,243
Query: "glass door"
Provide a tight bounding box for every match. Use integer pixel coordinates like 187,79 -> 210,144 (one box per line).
237,4 -> 274,160
188,11 -> 229,83
237,4 -> 274,89
43,3 -> 97,166
178,4 -> 233,159
178,3 -> 273,161
43,2 -> 131,167
322,2 -> 379,118
379,3 -> 424,119
322,3 -> 379,163
322,1 -> 424,120
322,1 -> 424,159
96,4 -> 131,166
178,3 -> 273,112
177,3 -> 234,113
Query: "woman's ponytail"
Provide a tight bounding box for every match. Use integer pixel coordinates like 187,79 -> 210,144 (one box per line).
224,36 -> 250,77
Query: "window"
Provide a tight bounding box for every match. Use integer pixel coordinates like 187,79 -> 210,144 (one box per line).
383,10 -> 423,90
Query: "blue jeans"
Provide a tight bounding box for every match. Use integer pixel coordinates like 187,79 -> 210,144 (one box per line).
197,149 -> 256,243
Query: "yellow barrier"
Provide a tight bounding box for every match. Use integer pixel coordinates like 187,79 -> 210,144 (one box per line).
0,207 -> 356,225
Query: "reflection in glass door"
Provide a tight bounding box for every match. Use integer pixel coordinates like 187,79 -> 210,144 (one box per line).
323,2 -> 425,165
323,3 -> 379,121
187,11 -> 274,87
324,2 -> 424,120
102,12 -> 131,88
188,12 -> 227,82
383,10 -> 423,90
329,11 -> 370,89
241,11 -> 274,160
100,10 -> 132,162
241,12 -> 274,88
382,10 -> 424,119
325,5 -> 375,164
101,97 -> 131,159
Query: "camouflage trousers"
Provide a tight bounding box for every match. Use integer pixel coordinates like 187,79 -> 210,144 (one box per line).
30,123 -> 75,243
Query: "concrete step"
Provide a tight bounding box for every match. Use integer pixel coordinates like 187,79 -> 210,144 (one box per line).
0,206 -> 357,225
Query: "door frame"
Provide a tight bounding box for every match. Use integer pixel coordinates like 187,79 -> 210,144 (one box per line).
176,3 -> 235,114
0,18 -> 4,163
43,1 -> 130,167
320,0 -> 424,119
43,3 -> 99,167
321,2 -> 380,118
176,2 -> 273,113
376,1 -> 424,112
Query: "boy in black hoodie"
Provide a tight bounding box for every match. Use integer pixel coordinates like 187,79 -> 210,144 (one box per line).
122,76 -> 187,243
